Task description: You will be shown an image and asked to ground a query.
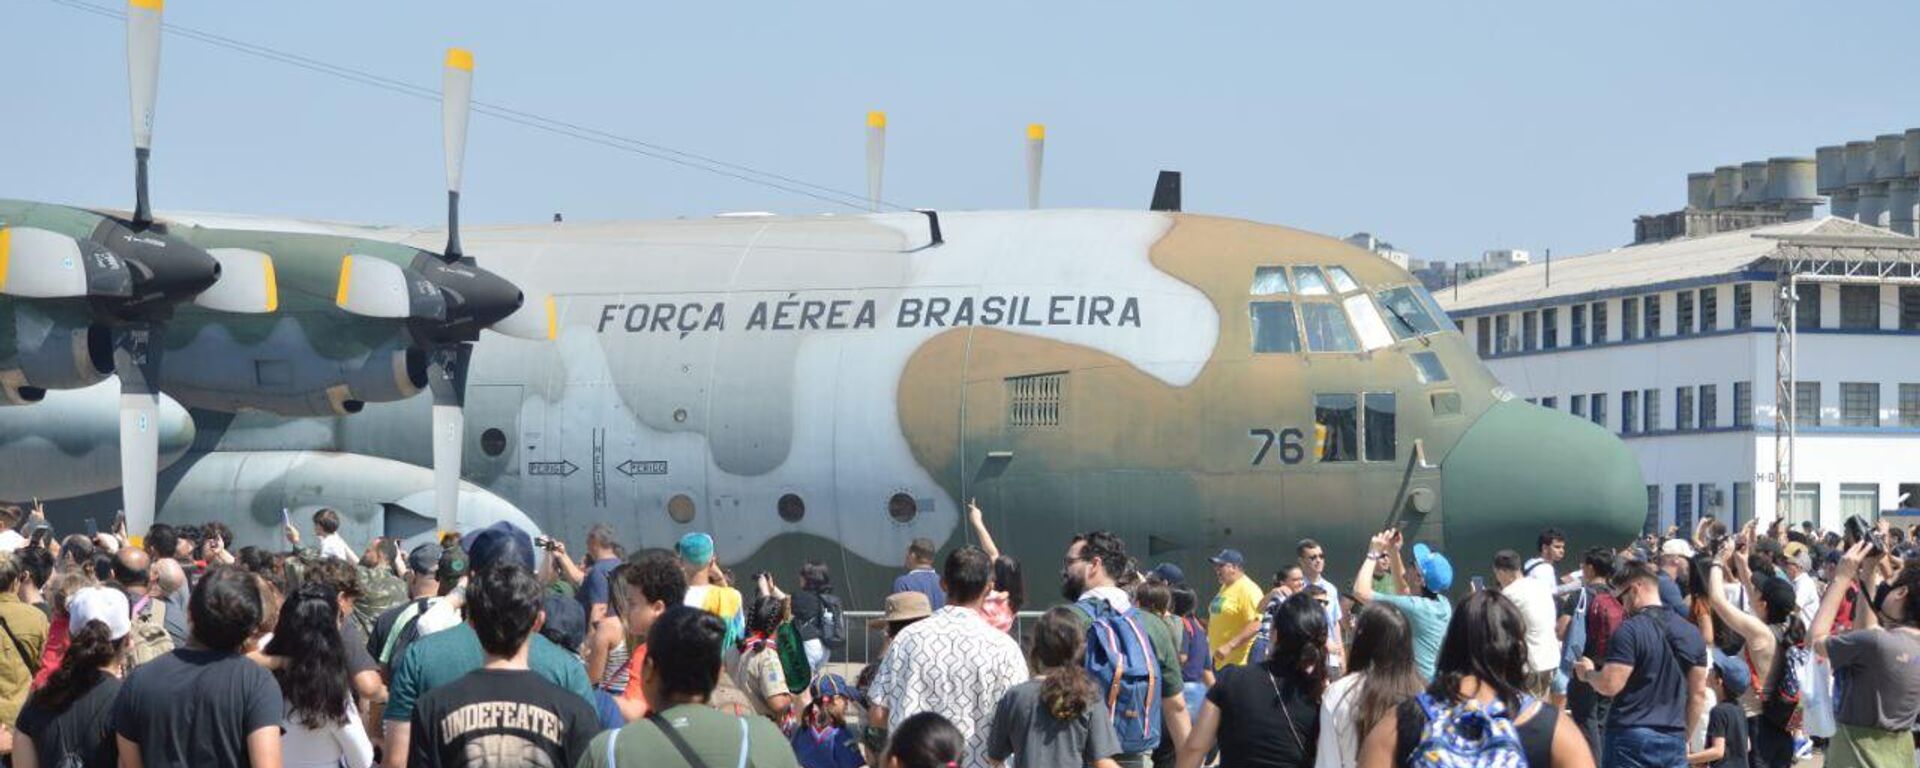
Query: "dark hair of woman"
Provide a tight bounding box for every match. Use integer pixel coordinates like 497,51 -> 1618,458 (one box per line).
744,595 -> 784,641
1171,586 -> 1198,619
1264,591 -> 1330,701
1344,601 -> 1423,742
25,619 -> 124,713
1428,590 -> 1530,713
264,582 -> 353,728
993,556 -> 1025,613
799,560 -> 833,593
886,711 -> 965,768
1030,605 -> 1097,721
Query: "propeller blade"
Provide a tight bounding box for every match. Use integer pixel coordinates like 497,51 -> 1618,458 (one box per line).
113,326 -> 163,538
425,344 -> 472,534
442,48 -> 474,260
1027,123 -> 1045,210
192,248 -> 278,313
127,0 -> 164,226
335,254 -> 447,320
0,227 -> 131,299
866,111 -> 886,212
491,293 -> 557,341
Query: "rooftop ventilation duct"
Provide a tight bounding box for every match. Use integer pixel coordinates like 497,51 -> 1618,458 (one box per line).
1738,161 -> 1770,205
1714,166 -> 1741,208
1845,141 -> 1876,186
1816,145 -> 1847,194
1687,172 -> 1715,209
1876,134 -> 1907,182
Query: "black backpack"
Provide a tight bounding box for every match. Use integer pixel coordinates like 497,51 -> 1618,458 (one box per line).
814,592 -> 846,649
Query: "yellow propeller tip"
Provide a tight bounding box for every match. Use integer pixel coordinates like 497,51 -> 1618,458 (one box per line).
262,255 -> 279,313
129,0 -> 163,10
543,295 -> 558,341
1028,124 -> 1046,140
445,48 -> 474,71
334,255 -> 354,308
867,111 -> 887,129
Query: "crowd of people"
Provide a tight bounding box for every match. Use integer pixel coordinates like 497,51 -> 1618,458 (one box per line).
0,497 -> 1909,768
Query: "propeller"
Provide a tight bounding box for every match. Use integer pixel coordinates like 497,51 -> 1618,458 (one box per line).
1026,123 -> 1045,210
866,111 -> 885,212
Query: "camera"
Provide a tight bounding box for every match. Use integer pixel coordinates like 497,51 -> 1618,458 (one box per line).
534,535 -> 561,551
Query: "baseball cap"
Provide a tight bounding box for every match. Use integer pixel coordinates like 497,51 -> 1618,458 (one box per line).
1412,542 -> 1454,592
67,586 -> 131,641
1208,549 -> 1245,568
1711,649 -> 1751,696
812,673 -> 855,700
676,532 -> 715,566
465,522 -> 535,572
1658,539 -> 1696,559
407,543 -> 445,576
868,591 -> 933,628
1150,563 -> 1186,585
538,593 -> 587,652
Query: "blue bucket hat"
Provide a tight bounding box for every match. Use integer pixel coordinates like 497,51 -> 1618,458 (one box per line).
1413,542 -> 1453,592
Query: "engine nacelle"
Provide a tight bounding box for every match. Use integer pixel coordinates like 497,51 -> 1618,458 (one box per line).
160,318 -> 428,416
0,303 -> 114,405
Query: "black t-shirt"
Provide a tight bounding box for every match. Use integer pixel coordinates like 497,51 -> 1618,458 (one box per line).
1603,607 -> 1706,732
371,597 -> 436,669
17,677 -> 121,768
408,667 -> 601,768
789,590 -> 825,642
339,617 -> 378,677
109,648 -> 284,768
1704,701 -> 1747,768
1205,663 -> 1318,767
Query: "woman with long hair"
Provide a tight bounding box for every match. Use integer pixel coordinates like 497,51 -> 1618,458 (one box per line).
585,563 -> 632,695
264,582 -> 372,768
985,606 -> 1122,768
1357,590 -> 1592,768
1314,602 -> 1422,768
31,566 -> 94,691
14,587 -> 128,768
1179,591 -> 1328,768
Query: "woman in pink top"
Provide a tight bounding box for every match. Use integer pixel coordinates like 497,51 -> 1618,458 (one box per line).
967,499 -> 1025,634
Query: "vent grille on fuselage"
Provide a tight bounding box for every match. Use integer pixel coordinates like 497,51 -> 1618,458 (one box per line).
1007,372 -> 1067,427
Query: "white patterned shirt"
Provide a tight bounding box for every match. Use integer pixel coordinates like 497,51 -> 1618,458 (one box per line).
870,605 -> 1028,768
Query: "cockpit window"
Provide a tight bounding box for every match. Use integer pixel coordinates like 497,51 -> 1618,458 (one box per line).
1413,284 -> 1454,330
1250,267 -> 1291,295
1343,295 -> 1395,351
1377,286 -> 1443,339
1410,351 -> 1449,383
1292,267 -> 1331,296
1249,301 -> 1302,353
1327,266 -> 1360,294
1300,302 -> 1358,352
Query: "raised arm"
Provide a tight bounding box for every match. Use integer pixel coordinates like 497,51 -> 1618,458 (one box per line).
1705,556 -> 1772,655
966,499 -> 1000,562
1352,530 -> 1395,603
1812,542 -> 1872,657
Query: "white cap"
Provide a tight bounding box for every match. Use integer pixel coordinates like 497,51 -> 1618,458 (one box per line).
66,587 -> 131,641
1659,539 -> 1696,559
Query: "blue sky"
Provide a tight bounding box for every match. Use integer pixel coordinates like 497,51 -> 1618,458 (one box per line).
5,0 -> 1916,263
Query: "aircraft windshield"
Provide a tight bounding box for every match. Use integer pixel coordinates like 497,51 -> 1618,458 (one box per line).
1377,286 -> 1443,339
1327,266 -> 1361,294
1249,301 -> 1303,353
1301,302 -> 1358,352
1251,267 -> 1291,295
1343,294 -> 1395,350
1293,267 -> 1331,296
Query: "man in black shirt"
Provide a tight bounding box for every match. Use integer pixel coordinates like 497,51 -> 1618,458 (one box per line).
408,562 -> 599,768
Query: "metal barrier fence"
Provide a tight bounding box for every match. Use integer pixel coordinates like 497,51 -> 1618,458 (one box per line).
836,609 -> 1048,668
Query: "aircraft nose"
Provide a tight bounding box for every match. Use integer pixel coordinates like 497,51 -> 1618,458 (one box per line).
1437,399 -> 1644,568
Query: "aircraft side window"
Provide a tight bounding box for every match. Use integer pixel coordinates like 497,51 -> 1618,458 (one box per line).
1300,302 -> 1359,352
1326,266 -> 1360,294
1292,267 -> 1331,296
1342,294 -> 1394,351
1410,351 -> 1449,383
1378,286 -> 1442,339
1249,301 -> 1302,353
1413,284 -> 1454,330
1365,393 -> 1396,462
1251,266 -> 1291,295
1314,394 -> 1359,462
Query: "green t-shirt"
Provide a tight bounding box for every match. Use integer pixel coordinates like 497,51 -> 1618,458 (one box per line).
383,623 -> 593,723
580,704 -> 799,768
1372,593 -> 1452,681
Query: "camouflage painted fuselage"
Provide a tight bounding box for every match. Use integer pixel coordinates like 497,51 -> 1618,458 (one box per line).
0,202 -> 1645,607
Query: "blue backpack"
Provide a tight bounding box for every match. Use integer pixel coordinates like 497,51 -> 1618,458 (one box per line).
1558,586 -> 1590,678
1075,597 -> 1162,755
1408,692 -> 1532,768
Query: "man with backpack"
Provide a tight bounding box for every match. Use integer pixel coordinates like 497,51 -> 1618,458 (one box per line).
1062,531 -> 1191,767
1564,546 -> 1625,761
867,546 -> 1025,768
1573,559 -> 1707,768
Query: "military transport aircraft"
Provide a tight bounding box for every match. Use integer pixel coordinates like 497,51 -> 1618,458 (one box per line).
0,2 -> 1644,607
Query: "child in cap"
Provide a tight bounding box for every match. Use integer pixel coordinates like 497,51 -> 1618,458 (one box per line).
791,674 -> 867,768
1688,650 -> 1751,768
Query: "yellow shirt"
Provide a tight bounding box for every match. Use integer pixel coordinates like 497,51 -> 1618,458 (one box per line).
1207,575 -> 1263,666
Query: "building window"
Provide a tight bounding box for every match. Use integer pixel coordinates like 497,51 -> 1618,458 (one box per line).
1840,285 -> 1879,330
1590,392 -> 1606,428
1699,483 -> 1719,520
1644,294 -> 1662,337
1734,381 -> 1753,427
1676,386 -> 1695,431
1700,384 -> 1718,428
1796,284 -> 1821,329
1571,304 -> 1587,347
1495,315 -> 1513,354
1572,394 -> 1587,417
1842,382 -> 1879,427
1840,483 -> 1879,524
1592,302 -> 1609,343
1902,483 -> 1920,511
1007,372 -> 1067,427
1364,393 -> 1396,462
1795,381 -> 1821,426
1901,384 -> 1920,427
1542,307 -> 1558,350
1315,394 -> 1359,462
1621,391 -> 1638,435
1622,298 -> 1640,340
1700,287 -> 1718,332
1677,291 -> 1695,336
1901,287 -> 1920,330
1645,485 -> 1662,536
1733,482 -> 1752,527
1541,396 -> 1558,409
1476,317 -> 1491,356
1734,284 -> 1752,328
1249,301 -> 1303,354
1522,311 -> 1538,352
1676,483 -> 1695,533
1643,388 -> 1661,433
1789,483 -> 1820,529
